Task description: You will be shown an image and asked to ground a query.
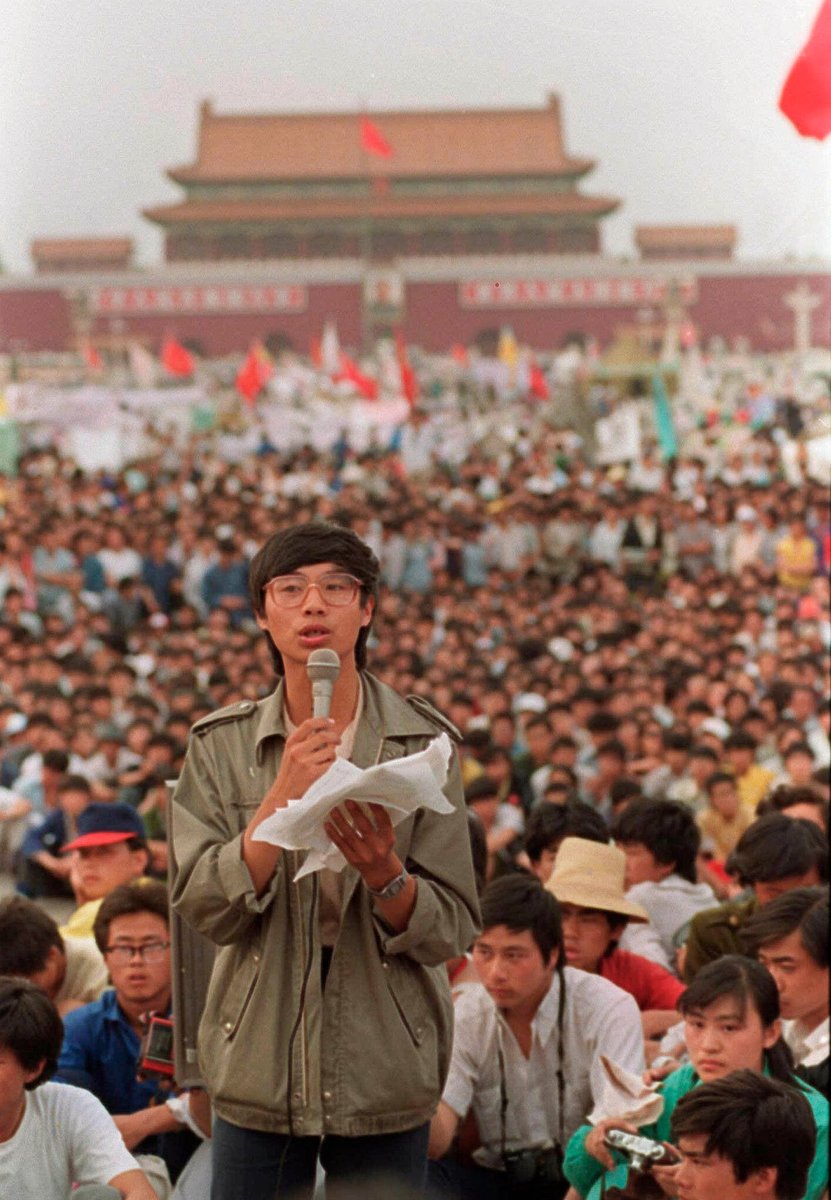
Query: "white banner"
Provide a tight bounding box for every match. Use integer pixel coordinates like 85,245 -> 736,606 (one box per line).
90,283 -> 307,315
460,276 -> 698,308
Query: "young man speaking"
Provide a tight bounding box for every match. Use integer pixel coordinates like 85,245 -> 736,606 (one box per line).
171,521 -> 479,1200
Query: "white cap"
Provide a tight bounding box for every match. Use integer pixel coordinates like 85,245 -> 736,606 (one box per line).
512,692 -> 547,715
736,505 -> 757,522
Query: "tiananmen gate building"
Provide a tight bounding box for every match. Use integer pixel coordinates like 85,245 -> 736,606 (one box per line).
1,96 -> 829,356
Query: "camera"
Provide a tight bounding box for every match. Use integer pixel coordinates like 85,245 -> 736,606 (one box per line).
503,1145 -> 564,1187
604,1130 -> 679,1172
137,1014 -> 175,1083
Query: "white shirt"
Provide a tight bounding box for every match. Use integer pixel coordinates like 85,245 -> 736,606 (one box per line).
442,968 -> 644,1169
784,1017 -> 830,1069
0,1081 -> 139,1199
620,874 -> 715,972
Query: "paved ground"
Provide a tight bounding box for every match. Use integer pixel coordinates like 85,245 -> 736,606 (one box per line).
0,869 -> 75,924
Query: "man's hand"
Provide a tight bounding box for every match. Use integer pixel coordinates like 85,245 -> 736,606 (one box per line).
651,1152 -> 682,1197
242,717 -> 341,897
113,1103 -> 180,1149
324,800 -> 397,890
584,1118 -> 640,1171
274,718 -> 341,805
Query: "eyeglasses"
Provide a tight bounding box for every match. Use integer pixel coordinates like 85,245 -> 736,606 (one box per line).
104,941 -> 170,964
262,572 -> 361,608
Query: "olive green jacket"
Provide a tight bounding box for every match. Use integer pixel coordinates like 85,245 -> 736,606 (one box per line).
169,673 -> 480,1137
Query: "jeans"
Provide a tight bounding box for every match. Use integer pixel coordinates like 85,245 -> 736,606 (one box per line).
428,1158 -> 568,1200
211,1116 -> 429,1200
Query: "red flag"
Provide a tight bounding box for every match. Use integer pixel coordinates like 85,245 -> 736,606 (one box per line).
451,343 -> 470,367
161,337 -> 195,377
235,344 -> 274,407
335,353 -> 378,400
779,0 -> 831,139
82,343 -> 103,372
360,116 -> 393,158
395,330 -> 418,408
309,336 -> 322,368
528,360 -> 550,401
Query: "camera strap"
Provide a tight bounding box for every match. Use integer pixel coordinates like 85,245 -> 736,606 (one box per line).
498,967 -> 567,1163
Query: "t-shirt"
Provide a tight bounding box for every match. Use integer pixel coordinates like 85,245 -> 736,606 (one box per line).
599,948 -> 685,1011
0,1081 -> 139,1200
697,804 -> 754,861
60,898 -> 103,940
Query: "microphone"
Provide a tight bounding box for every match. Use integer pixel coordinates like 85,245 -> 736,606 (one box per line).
306,648 -> 341,719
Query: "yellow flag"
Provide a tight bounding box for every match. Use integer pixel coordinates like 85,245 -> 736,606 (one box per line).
498,326 -> 519,370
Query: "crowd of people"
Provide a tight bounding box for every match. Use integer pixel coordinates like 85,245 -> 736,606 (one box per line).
0,341 -> 828,1199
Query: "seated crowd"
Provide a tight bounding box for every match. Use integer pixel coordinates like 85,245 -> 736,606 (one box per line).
0,373 -> 828,1198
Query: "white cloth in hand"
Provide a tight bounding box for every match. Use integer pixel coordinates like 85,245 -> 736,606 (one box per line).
252,733 -> 454,881
587,1055 -> 664,1126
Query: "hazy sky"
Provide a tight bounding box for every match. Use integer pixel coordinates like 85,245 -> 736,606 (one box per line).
2,0 -> 830,274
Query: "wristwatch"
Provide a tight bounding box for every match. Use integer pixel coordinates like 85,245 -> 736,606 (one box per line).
367,869 -> 409,901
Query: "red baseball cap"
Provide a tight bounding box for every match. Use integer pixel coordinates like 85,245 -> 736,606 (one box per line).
63,802 -> 146,852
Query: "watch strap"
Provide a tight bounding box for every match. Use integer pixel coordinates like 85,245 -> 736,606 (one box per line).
367,869 -> 409,900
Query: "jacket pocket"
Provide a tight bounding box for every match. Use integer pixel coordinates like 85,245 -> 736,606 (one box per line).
214,951 -> 260,1040
381,956 -> 428,1048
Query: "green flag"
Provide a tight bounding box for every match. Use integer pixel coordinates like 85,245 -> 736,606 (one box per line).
652,373 -> 678,460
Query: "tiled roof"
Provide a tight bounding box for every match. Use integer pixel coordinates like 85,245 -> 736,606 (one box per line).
635,225 -> 737,248
31,237 -> 134,261
166,96 -> 595,182
144,191 -> 619,226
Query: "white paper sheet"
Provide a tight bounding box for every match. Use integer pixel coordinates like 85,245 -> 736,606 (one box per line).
252,732 -> 454,880
588,1055 -> 665,1126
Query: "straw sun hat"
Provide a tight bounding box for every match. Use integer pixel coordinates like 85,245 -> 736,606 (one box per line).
544,836 -> 649,923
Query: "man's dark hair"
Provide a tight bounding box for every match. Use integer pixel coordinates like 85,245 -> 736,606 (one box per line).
610,797 -> 700,883
670,1070 -> 814,1200
609,778 -> 643,809
479,874 -> 563,964
464,776 -> 500,804
730,814 -> 828,887
663,730 -> 692,752
92,879 -> 170,956
586,711 -> 620,735
679,956 -> 793,1081
248,521 -> 380,675
705,771 -> 736,796
0,897 -> 62,976
759,784 -> 830,830
0,976 -> 63,1088
724,731 -> 758,752
783,741 -> 815,761
688,744 -> 720,763
524,801 -> 609,864
42,749 -> 69,773
57,774 -> 92,797
740,887 -> 828,968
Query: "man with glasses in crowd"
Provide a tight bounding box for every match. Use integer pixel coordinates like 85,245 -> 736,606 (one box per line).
55,880 -> 205,1187
171,521 -> 479,1200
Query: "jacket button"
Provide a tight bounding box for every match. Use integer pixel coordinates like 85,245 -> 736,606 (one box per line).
322,1091 -> 333,1101
223,1022 -> 232,1032
252,952 -> 260,963
382,961 -> 389,969
293,1092 -> 302,1102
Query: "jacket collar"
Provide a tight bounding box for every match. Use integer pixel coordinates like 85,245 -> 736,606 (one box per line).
252,672 -> 439,766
